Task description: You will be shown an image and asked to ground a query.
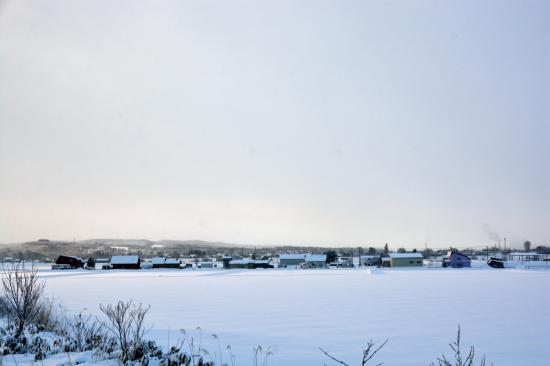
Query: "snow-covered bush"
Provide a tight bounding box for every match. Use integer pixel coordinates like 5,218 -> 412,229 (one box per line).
63,310 -> 114,353
31,335 -> 50,360
0,322 -> 60,357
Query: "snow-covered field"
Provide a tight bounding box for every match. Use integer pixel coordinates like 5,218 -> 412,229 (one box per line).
37,267 -> 549,366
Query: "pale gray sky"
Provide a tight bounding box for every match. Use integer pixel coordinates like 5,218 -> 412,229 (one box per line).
0,0 -> 548,248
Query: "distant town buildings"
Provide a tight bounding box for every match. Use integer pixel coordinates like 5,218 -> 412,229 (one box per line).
389,253 -> 424,267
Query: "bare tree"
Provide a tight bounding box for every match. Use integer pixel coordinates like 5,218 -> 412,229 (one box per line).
99,300 -> 151,363
1,262 -> 46,337
320,338 -> 388,366
430,325 -> 487,366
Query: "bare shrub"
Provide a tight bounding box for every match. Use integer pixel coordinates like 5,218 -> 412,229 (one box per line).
430,325 -> 489,366
1,262 -> 46,337
99,300 -> 151,363
320,338 -> 388,366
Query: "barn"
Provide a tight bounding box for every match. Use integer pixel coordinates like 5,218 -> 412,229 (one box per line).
389,253 -> 423,267
110,255 -> 141,269
54,255 -> 85,269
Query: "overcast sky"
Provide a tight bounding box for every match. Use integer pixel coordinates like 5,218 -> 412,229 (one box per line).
0,0 -> 548,248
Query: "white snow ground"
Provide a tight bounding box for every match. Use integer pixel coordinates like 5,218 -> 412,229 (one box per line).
33,267 -> 550,366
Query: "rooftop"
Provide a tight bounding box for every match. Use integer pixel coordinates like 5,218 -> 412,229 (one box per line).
305,254 -> 327,262
111,255 -> 140,264
279,254 -> 306,260
389,253 -> 423,259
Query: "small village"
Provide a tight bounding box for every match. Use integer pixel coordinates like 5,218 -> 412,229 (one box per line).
31,246 -> 550,271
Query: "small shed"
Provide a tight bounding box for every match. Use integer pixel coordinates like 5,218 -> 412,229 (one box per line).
110,255 -> 141,269
279,254 -> 306,267
444,249 -> 471,268
389,253 -> 423,267
55,255 -> 84,269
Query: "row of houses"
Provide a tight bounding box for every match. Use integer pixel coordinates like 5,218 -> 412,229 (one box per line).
56,248 -> 547,270
54,253 -> 422,270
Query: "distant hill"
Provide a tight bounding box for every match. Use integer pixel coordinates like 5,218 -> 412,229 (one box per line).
77,239 -> 250,248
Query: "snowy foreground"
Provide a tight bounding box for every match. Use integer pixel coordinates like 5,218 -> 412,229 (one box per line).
14,267 -> 550,366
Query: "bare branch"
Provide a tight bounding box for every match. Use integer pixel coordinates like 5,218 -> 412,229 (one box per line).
319,347 -> 351,366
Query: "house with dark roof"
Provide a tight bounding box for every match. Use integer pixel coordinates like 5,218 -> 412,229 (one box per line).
54,255 -> 84,269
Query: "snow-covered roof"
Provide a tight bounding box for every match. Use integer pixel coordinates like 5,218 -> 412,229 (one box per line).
279,254 -> 306,260
509,252 -> 539,256
305,254 -> 327,262
152,257 -> 166,265
229,259 -> 270,265
229,259 -> 251,265
165,258 -> 181,264
111,255 -> 140,264
389,253 -> 423,259
360,255 -> 376,259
